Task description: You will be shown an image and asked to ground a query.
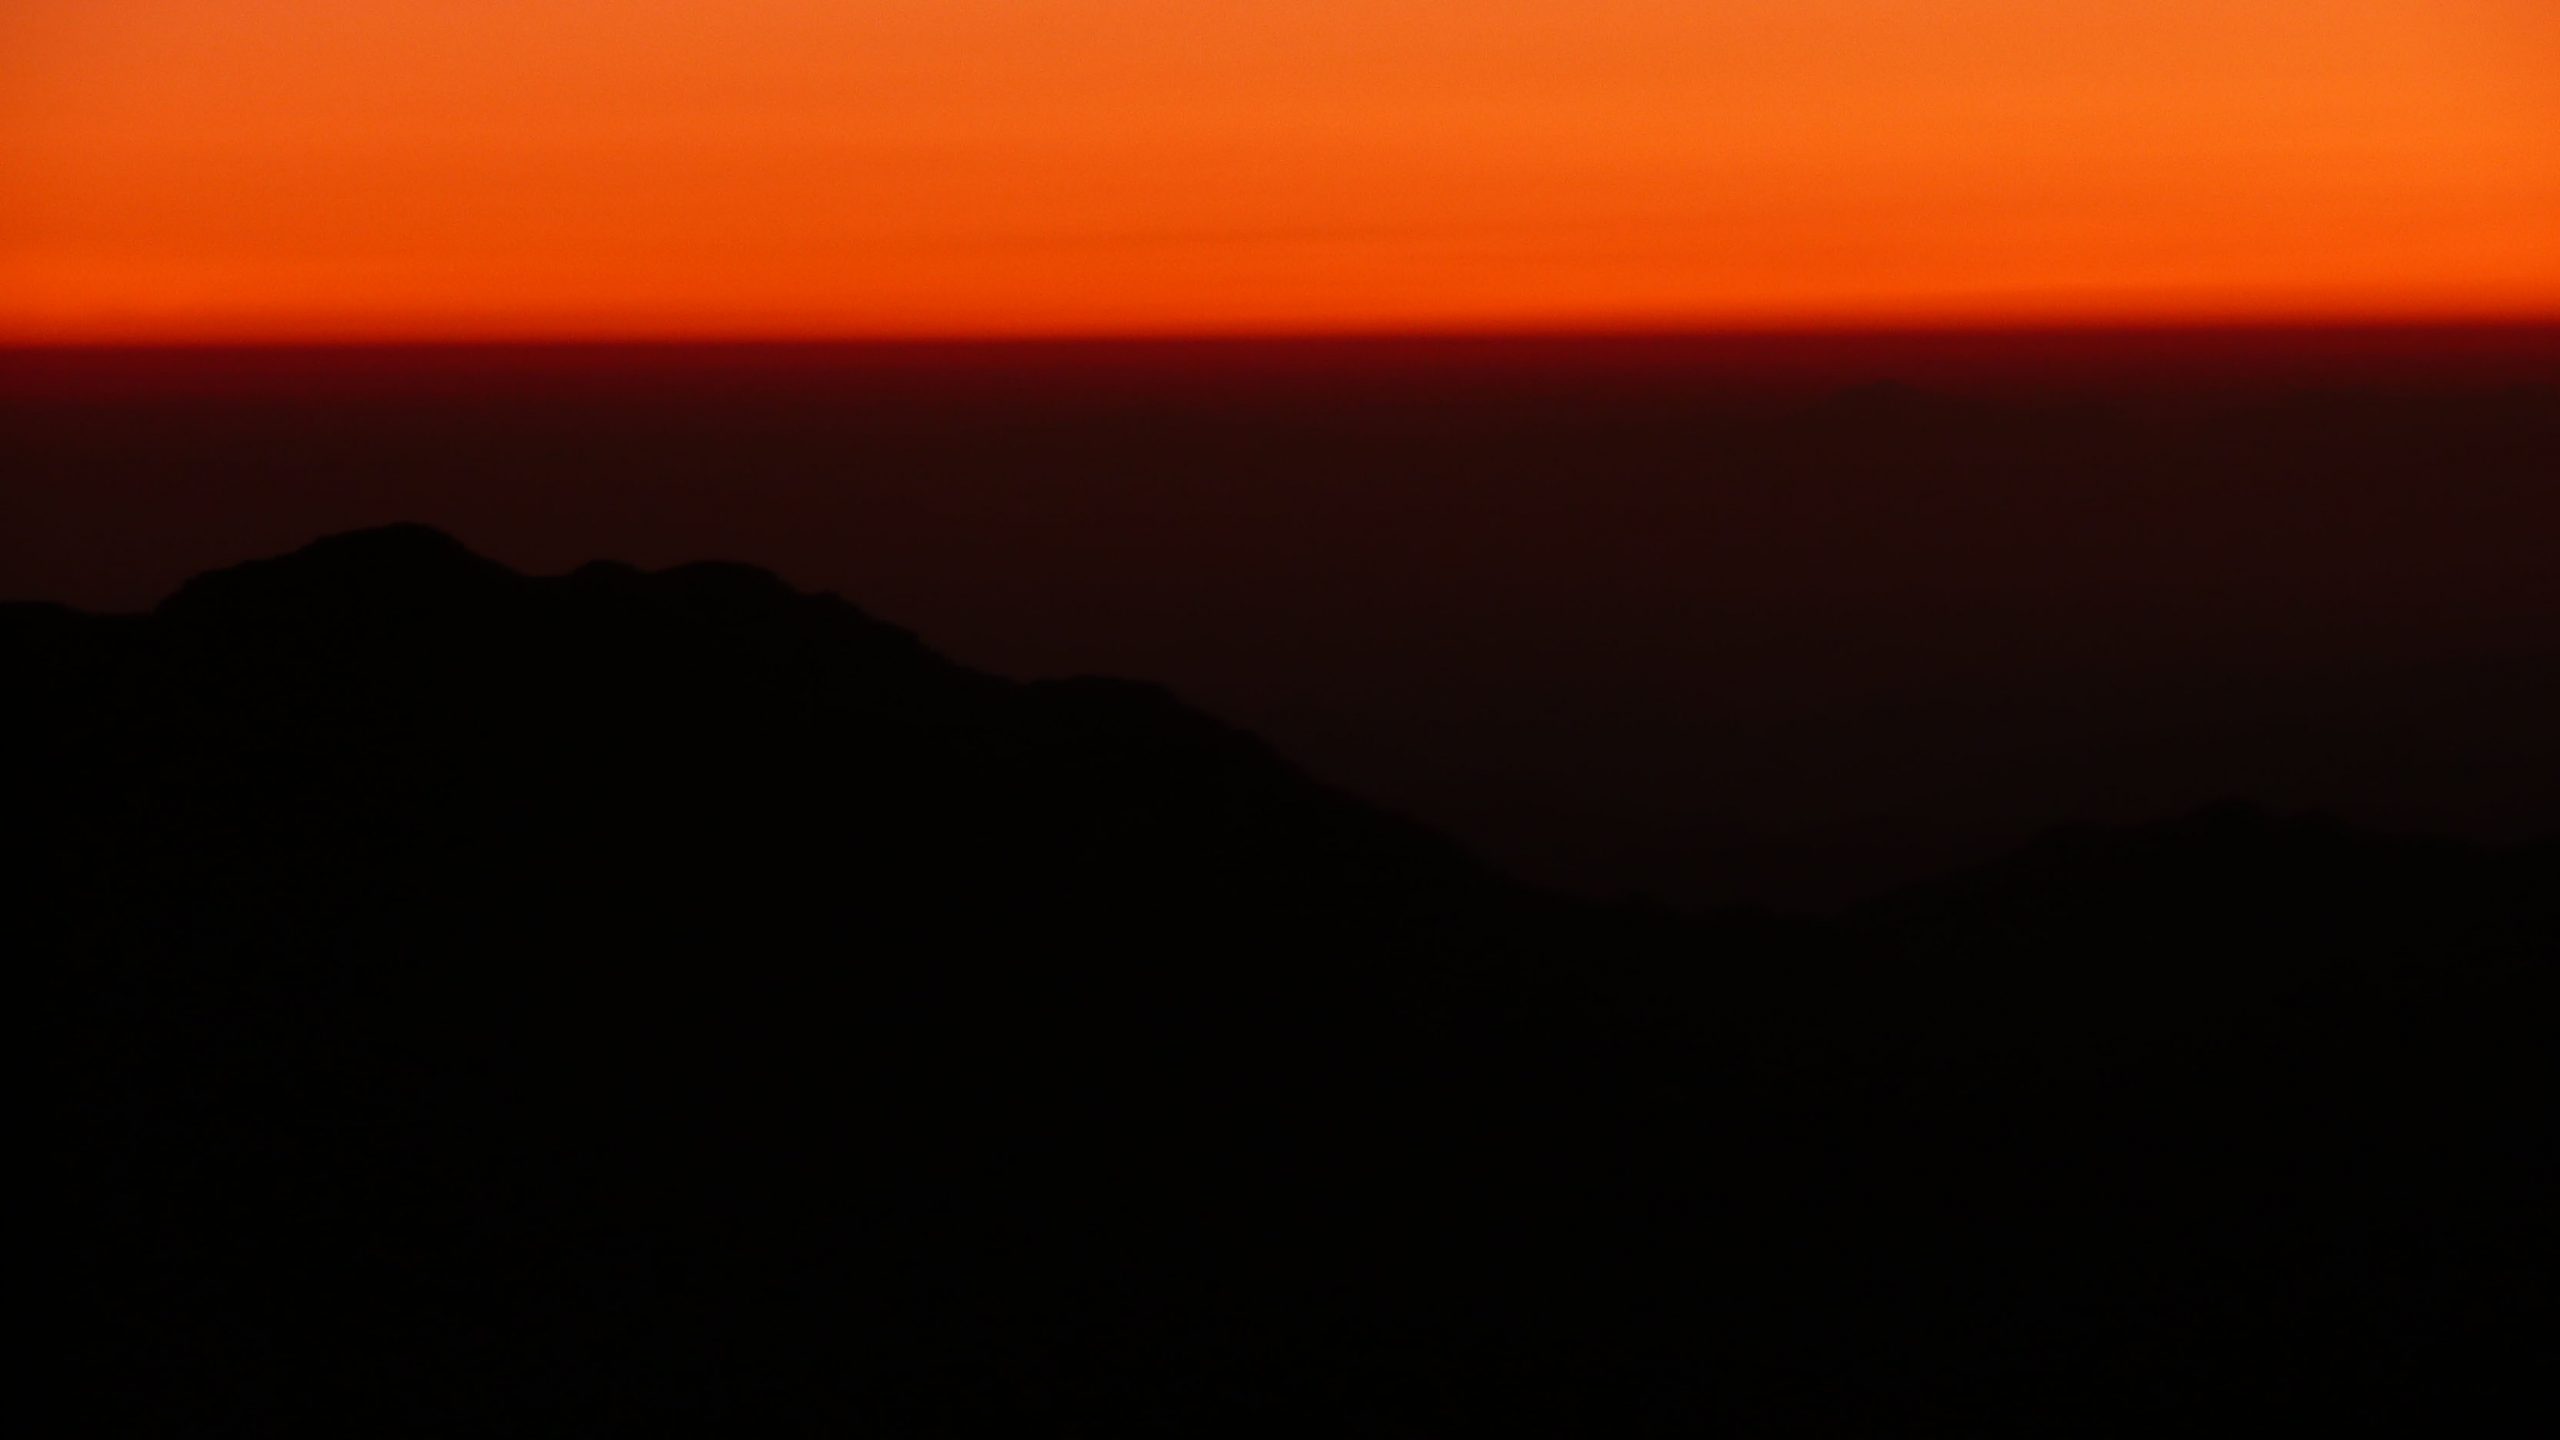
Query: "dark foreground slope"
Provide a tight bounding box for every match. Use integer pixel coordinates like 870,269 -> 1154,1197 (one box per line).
19,528 -> 2559,1435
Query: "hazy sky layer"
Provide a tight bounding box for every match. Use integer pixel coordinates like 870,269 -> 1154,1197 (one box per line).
5,1 -> 2556,339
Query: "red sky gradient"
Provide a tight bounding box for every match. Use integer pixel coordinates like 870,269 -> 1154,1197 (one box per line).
5,1 -> 2556,341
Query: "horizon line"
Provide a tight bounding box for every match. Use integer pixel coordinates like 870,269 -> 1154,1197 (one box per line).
9,314 -> 2560,354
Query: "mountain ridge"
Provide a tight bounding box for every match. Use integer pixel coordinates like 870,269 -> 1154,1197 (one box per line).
20,525 -> 2560,1435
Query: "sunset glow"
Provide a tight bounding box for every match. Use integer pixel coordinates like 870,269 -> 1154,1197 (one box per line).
6,1 -> 2556,341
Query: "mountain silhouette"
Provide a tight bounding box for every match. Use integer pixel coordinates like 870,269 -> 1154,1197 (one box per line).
21,527 -> 2559,1435
14,339 -> 2558,906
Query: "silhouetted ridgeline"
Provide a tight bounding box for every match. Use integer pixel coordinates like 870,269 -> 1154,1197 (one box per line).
22,528 -> 2559,1434
12,338 -> 2557,905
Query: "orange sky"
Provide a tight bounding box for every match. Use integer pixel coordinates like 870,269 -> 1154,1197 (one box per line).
5,1 -> 2556,341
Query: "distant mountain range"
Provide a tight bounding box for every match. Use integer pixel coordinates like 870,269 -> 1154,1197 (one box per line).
21,527 -> 2558,1434
11,354 -> 2556,907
